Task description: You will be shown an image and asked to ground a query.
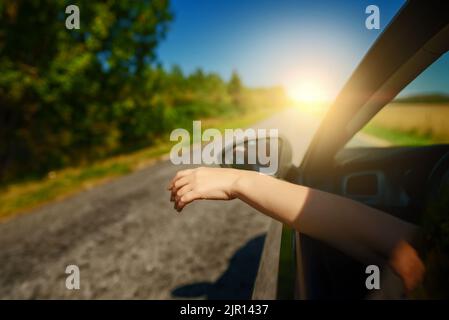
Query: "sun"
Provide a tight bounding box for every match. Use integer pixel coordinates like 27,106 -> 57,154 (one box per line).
286,80 -> 328,104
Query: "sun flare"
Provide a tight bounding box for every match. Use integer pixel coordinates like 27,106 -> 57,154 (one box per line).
287,80 -> 329,104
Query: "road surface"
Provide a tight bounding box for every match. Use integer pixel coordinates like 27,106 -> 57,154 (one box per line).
0,108 -> 380,299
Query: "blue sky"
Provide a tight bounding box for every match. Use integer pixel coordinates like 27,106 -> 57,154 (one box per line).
157,0 -> 449,99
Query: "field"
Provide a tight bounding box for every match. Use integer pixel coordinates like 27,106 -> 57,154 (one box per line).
362,103 -> 449,145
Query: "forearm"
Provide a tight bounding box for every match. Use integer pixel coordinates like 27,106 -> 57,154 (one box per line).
232,170 -> 308,225
233,170 -> 417,262
170,166 -> 424,288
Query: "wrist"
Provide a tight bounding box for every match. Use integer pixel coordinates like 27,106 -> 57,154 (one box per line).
230,169 -> 253,199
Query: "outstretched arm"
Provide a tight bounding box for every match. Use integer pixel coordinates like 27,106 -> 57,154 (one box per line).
168,167 -> 424,291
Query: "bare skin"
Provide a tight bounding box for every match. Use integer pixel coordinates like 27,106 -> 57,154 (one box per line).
168,167 -> 425,293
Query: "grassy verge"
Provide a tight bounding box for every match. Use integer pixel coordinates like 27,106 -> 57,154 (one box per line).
0,107 -> 279,222
362,123 -> 436,146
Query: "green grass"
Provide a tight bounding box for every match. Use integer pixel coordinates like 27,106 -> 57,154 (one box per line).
362,123 -> 436,146
0,107 -> 279,222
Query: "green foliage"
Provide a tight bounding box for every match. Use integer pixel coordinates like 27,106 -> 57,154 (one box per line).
0,0 -> 172,182
228,70 -> 242,106
0,1 -> 252,184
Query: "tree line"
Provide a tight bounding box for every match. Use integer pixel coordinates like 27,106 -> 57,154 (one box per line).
0,1 -> 274,184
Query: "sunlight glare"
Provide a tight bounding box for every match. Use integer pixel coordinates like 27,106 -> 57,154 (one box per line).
287,80 -> 329,104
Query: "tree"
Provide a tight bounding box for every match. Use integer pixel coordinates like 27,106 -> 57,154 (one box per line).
0,0 -> 173,182
228,70 -> 243,106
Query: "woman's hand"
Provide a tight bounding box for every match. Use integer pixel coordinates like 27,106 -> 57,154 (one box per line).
168,167 -> 242,212
389,240 -> 425,293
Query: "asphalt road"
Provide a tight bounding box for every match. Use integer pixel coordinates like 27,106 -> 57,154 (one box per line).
0,108 -> 381,299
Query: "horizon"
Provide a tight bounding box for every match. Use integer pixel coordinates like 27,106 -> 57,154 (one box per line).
158,0 -> 449,102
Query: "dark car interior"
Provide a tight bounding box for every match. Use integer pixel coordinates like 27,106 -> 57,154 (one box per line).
288,1 -> 449,299
298,145 -> 449,299
335,145 -> 449,224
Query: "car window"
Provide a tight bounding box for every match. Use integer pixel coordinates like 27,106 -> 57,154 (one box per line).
347,52 -> 449,148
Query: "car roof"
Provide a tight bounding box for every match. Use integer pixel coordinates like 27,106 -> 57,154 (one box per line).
301,0 -> 449,177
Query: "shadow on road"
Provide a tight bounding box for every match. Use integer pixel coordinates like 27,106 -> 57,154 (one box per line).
171,234 -> 266,300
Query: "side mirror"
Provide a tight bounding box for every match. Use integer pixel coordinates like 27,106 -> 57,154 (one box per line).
218,134 -> 292,179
